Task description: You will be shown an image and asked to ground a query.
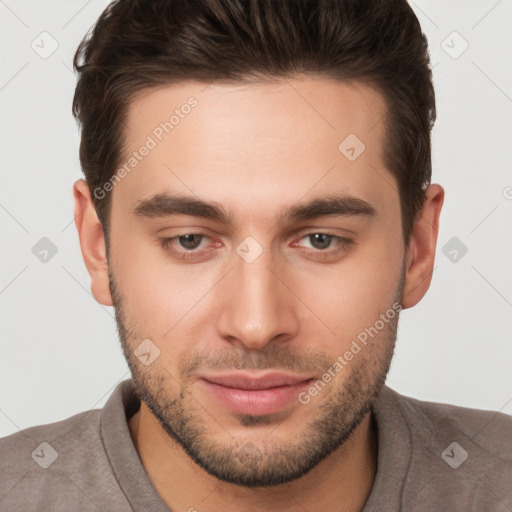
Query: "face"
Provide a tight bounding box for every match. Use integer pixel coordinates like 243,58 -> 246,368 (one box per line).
104,77 -> 407,486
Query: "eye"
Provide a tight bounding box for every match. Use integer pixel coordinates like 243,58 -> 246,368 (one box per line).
291,232 -> 353,260
297,233 -> 350,250
176,234 -> 205,250
159,231 -> 353,262
160,233 -> 214,260
304,233 -> 335,250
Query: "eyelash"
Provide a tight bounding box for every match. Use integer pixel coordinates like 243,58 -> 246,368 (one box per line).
159,232 -> 353,261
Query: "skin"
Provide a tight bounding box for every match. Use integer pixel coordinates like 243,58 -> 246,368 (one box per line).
73,76 -> 443,512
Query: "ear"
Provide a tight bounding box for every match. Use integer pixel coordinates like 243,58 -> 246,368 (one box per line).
73,179 -> 113,306
401,184 -> 444,309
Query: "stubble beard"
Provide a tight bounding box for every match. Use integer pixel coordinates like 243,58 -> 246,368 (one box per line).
109,269 -> 402,487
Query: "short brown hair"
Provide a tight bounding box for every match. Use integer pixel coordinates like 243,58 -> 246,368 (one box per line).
73,0 -> 435,243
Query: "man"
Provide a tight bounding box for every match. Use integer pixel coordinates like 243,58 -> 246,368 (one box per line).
1,0 -> 510,510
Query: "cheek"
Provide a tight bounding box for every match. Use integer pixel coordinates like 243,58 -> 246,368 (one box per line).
124,270 -> 217,336
110,228 -> 218,337
292,233 -> 403,351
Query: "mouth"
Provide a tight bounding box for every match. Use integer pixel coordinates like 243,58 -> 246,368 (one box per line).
199,371 -> 315,416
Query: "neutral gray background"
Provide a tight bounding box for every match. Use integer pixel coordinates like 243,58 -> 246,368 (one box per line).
1,0 -> 511,437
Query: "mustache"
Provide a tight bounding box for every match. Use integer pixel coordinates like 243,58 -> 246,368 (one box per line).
178,346 -> 334,378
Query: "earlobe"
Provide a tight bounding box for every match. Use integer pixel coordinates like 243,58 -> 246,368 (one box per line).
73,179 -> 113,306
401,184 -> 444,309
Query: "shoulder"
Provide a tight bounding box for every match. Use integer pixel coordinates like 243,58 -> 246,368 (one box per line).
380,386 -> 512,510
0,408 -> 101,472
0,409 -> 128,510
390,388 -> 512,457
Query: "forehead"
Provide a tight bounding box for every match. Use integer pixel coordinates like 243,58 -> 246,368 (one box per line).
114,77 -> 395,223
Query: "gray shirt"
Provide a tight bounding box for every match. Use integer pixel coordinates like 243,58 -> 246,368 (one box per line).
1,379 -> 511,511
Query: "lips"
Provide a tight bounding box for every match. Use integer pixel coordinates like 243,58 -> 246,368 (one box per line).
199,371 -> 314,416
202,371 -> 312,390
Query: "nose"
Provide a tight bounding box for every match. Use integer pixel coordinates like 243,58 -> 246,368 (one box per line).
215,248 -> 299,350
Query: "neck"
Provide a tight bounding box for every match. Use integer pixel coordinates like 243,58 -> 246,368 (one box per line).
129,404 -> 378,512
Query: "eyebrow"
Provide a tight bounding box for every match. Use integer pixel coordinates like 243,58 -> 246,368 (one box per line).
132,193 -> 376,225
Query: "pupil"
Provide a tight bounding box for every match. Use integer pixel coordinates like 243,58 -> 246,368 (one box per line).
311,233 -> 331,249
179,234 -> 201,249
